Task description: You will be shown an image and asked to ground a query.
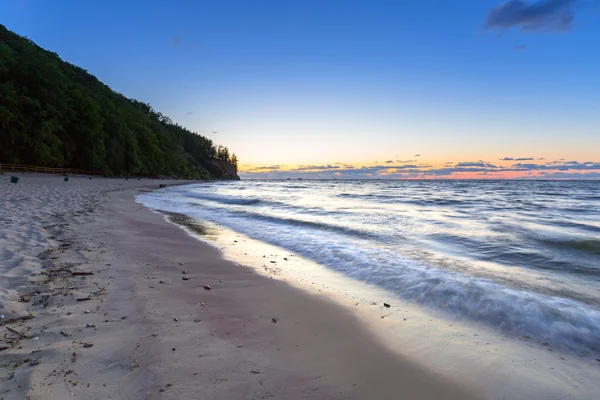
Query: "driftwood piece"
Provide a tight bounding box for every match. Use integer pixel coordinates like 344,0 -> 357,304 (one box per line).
6,326 -> 28,338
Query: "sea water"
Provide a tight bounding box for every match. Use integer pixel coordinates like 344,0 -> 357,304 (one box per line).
137,180 -> 600,360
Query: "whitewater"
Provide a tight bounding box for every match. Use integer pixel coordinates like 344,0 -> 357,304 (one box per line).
137,179 -> 600,358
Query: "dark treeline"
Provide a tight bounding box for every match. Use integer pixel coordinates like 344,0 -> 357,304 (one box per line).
0,24 -> 238,179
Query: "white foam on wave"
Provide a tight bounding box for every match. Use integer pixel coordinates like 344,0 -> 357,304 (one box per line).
137,186 -> 600,357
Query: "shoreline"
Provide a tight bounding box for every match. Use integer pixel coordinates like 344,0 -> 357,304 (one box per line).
155,208 -> 600,400
1,176 -> 479,399
138,183 -> 600,400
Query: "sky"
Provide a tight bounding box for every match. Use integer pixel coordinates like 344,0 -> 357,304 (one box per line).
1,0 -> 599,179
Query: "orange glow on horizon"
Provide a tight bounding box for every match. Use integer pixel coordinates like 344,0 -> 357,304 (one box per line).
238,158 -> 600,179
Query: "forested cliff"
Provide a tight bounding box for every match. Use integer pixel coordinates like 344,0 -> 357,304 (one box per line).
0,24 -> 239,179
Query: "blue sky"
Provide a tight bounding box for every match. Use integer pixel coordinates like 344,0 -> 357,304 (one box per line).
2,0 -> 599,178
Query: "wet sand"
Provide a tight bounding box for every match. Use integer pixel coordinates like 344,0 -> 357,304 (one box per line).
0,175 -> 481,399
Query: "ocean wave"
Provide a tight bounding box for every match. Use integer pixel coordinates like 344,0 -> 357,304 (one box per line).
204,211 -> 600,356
188,206 -> 378,240
136,180 -> 600,357
576,195 -> 600,201
538,237 -> 600,256
337,192 -> 467,206
185,192 -> 265,206
428,232 -> 600,276
281,185 -> 309,189
256,233 -> 600,356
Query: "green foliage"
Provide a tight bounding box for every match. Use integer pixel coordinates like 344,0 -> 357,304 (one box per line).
216,145 -> 230,161
229,153 -> 239,169
0,24 -> 238,179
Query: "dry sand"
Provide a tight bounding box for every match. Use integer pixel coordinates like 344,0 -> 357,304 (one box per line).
0,174 -> 481,399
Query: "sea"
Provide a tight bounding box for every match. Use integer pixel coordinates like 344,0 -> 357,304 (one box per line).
137,180 -> 600,365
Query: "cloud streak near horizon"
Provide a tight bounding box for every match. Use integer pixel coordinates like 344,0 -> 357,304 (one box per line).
239,160 -> 600,179
484,0 -> 582,32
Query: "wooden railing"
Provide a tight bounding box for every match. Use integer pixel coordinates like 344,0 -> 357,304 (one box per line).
0,163 -> 103,176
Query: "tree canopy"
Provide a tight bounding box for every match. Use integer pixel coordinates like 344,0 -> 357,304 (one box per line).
0,24 -> 239,179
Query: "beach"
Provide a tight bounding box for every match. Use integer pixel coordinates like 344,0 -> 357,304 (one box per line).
136,179 -> 600,400
0,175 -> 479,399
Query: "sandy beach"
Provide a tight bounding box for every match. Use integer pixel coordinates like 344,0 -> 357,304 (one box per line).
0,175 -> 480,399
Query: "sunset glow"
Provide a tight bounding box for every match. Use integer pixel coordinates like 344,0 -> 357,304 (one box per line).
239,158 -> 600,179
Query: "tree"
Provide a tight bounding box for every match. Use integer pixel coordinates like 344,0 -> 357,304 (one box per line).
216,145 -> 230,161
0,23 -> 238,179
229,153 -> 238,169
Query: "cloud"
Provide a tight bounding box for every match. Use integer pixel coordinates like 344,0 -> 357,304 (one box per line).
185,111 -> 194,115
414,154 -> 421,157
292,165 -> 340,171
388,165 -> 423,170
500,156 -> 534,161
539,171 -> 600,179
484,0 -> 581,33
514,44 -> 528,51
512,161 -> 600,170
456,162 -> 498,168
240,159 -> 600,179
385,160 -> 394,164
396,159 -> 417,163
248,165 -> 282,171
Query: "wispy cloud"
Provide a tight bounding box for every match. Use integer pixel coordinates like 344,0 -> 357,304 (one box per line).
292,165 -> 341,171
414,154 -> 421,157
247,165 -> 282,171
456,162 -> 498,168
500,157 -> 535,161
484,0 -> 581,33
185,111 -> 194,115
385,160 -> 394,164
